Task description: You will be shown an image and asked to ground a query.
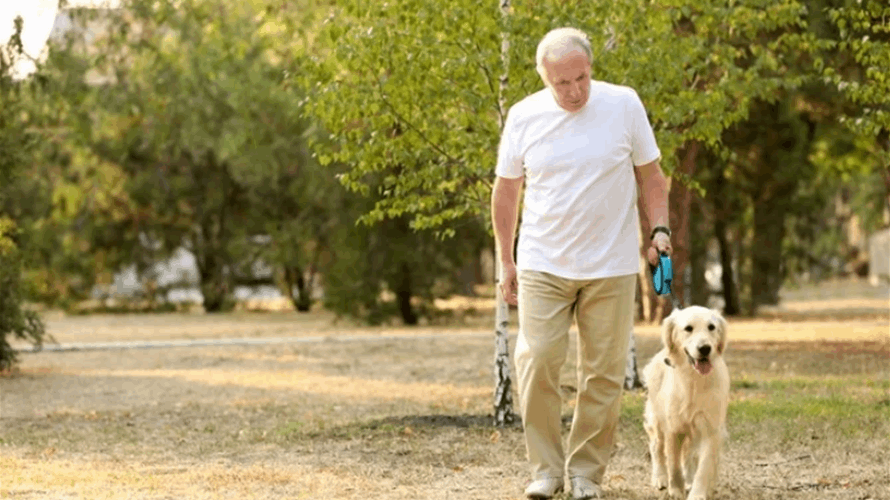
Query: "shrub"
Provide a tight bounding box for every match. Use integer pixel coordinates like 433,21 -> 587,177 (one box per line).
0,218 -> 47,371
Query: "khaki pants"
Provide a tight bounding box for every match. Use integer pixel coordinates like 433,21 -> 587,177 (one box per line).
514,270 -> 636,483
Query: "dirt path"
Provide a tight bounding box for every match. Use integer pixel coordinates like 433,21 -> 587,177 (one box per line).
20,295 -> 890,351
2,290 -> 888,500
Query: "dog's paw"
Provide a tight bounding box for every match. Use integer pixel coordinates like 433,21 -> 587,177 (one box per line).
687,482 -> 710,500
667,486 -> 685,499
652,475 -> 667,490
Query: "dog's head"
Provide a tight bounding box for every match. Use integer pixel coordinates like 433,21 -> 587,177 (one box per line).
661,305 -> 727,375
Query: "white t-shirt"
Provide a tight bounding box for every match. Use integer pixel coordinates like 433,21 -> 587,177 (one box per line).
495,80 -> 661,280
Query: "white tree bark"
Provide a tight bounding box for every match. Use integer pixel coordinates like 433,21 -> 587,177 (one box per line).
624,328 -> 644,390
493,261 -> 515,425
493,0 -> 516,427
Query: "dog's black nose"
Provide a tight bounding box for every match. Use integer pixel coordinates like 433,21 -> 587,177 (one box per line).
699,344 -> 712,356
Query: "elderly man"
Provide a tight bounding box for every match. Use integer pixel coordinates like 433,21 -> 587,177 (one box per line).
491,27 -> 672,499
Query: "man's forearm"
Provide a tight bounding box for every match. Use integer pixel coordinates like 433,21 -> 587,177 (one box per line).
645,175 -> 669,230
493,206 -> 518,265
491,177 -> 523,264
636,162 -> 670,230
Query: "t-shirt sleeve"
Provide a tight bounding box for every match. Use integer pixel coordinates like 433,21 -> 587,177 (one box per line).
628,91 -> 661,166
495,108 -> 524,179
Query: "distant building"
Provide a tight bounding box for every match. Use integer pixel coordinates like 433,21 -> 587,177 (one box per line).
103,246 -> 284,305
46,5 -> 120,85
869,228 -> 890,286
44,5 -> 290,307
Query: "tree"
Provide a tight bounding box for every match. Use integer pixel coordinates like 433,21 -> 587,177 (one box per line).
694,147 -> 744,315
303,0 -> 814,314
829,0 -> 890,212
43,0 -> 333,312
0,18 -> 48,370
492,0 -> 515,426
300,0 -> 817,422
681,0 -> 887,315
322,200 -> 488,326
609,0 -> 816,317
15,56 -> 139,308
721,99 -> 818,312
240,157 -> 339,313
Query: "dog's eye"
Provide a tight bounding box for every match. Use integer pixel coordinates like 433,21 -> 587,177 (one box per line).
684,326 -> 693,332
708,324 -> 716,331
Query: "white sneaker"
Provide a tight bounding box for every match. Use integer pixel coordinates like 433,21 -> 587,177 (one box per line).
524,477 -> 565,499
570,476 -> 603,499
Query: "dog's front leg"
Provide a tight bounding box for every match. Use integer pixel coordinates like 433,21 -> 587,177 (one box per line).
687,434 -> 720,500
647,427 -> 667,489
682,437 -> 696,490
664,432 -> 685,498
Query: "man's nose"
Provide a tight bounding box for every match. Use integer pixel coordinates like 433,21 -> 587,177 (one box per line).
570,82 -> 583,98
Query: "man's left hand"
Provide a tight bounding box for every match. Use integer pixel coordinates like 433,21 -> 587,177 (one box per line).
647,232 -> 672,266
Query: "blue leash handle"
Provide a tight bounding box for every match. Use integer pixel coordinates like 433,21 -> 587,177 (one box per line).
650,253 -> 673,296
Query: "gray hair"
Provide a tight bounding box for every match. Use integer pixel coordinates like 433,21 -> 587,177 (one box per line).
535,27 -> 592,83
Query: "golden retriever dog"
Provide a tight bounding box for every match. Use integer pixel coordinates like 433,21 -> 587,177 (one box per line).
643,306 -> 729,500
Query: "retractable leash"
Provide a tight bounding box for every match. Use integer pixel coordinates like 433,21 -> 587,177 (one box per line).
650,253 -> 683,370
649,252 -> 683,310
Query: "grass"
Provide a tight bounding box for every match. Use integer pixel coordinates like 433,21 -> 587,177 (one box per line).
735,400 -> 885,445
1,300 -> 888,499
735,377 -> 889,446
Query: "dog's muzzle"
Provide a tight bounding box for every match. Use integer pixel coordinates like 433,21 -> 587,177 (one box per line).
686,345 -> 713,375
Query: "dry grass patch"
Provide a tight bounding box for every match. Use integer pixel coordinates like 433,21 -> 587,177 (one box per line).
2,455 -> 316,500
2,300 -> 889,499
68,366 -> 490,406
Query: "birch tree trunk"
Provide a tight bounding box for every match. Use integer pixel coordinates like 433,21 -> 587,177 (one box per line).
624,328 -> 644,390
493,261 -> 515,425
625,210 -> 646,390
492,0 -> 516,427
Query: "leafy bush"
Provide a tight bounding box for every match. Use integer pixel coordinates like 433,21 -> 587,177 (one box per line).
1,19 -> 47,370
0,219 -> 47,371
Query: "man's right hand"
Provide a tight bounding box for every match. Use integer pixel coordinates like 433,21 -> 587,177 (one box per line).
647,232 -> 672,266
499,262 -> 518,306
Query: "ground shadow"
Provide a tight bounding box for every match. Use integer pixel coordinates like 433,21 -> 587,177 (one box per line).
360,413 -> 522,430
354,412 -> 593,431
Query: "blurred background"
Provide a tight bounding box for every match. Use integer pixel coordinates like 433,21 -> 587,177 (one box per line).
0,0 -> 887,341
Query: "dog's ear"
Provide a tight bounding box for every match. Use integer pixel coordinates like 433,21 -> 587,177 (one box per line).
711,309 -> 728,354
661,312 -> 678,353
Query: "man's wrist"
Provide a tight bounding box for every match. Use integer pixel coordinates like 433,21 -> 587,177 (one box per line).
650,226 -> 671,240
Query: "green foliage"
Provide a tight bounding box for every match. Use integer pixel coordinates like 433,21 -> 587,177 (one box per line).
322,194 -> 488,325
0,16 -> 36,197
39,0 -> 338,311
828,1 -> 890,139
0,218 -> 47,371
1,0 -> 879,326
587,0 -> 817,159
827,1 -> 890,221
0,19 -> 48,369
302,0 -> 815,232
302,0 -> 503,233
22,0 -> 492,324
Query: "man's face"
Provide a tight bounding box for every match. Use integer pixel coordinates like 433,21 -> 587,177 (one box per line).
542,50 -> 591,113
